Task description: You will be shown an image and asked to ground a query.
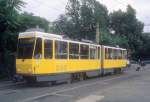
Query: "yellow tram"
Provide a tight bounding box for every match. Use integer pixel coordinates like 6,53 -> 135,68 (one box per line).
16,31 -> 127,83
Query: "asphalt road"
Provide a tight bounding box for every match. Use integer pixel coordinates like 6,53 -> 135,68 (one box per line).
0,64 -> 150,102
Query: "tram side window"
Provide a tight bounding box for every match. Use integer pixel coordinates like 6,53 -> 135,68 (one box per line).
118,50 -> 122,59
108,48 -> 113,59
69,43 -> 79,59
90,46 -> 97,59
55,41 -> 68,59
80,44 -> 89,59
98,47 -> 100,59
114,49 -> 118,59
105,48 -> 108,59
125,51 -> 127,59
121,50 -> 123,59
123,50 -> 127,59
34,38 -> 42,59
122,50 -> 125,59
44,40 -> 53,59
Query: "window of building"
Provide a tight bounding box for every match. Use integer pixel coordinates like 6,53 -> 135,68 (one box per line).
69,43 -> 79,59
80,44 -> 89,59
44,39 -> 53,59
90,46 -> 97,59
34,38 -> 42,59
55,41 -> 68,59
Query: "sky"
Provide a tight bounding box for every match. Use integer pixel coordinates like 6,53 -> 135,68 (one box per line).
22,0 -> 150,32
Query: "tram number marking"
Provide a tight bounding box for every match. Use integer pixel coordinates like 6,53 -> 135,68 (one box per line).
56,65 -> 67,72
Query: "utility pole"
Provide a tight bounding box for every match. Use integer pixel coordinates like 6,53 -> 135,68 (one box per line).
96,22 -> 100,44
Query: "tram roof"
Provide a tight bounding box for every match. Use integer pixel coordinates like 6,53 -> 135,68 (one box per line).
19,31 -> 63,40
103,45 -> 126,50
19,31 -> 126,50
19,31 -> 100,46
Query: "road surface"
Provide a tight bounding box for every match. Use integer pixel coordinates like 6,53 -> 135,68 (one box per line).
0,64 -> 150,102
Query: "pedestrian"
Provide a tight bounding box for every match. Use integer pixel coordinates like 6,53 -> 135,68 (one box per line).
141,61 -> 146,70
136,59 -> 141,71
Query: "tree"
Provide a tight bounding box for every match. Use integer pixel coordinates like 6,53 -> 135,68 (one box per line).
79,0 -> 109,40
0,0 -> 23,51
0,0 -> 24,78
109,5 -> 144,56
65,0 -> 81,38
51,1 -> 145,59
133,33 -> 150,59
50,14 -> 75,37
51,0 -> 109,41
0,0 -> 50,78
17,12 -> 50,32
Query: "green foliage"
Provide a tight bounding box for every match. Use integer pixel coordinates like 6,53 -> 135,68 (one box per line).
0,0 -> 24,78
51,2 -> 146,59
109,5 -> 144,57
51,0 -> 109,41
51,0 -> 132,48
0,0 -> 50,78
18,12 -> 50,32
0,0 -> 23,53
0,0 -> 50,52
134,33 -> 150,59
101,30 -> 128,48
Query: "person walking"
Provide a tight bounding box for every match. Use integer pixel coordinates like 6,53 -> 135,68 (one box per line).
136,59 -> 141,71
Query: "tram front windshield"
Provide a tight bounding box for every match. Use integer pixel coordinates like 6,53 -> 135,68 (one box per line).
17,38 -> 35,59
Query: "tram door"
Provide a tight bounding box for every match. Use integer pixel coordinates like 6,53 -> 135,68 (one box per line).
55,40 -> 68,72
34,38 -> 42,73
100,45 -> 104,75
